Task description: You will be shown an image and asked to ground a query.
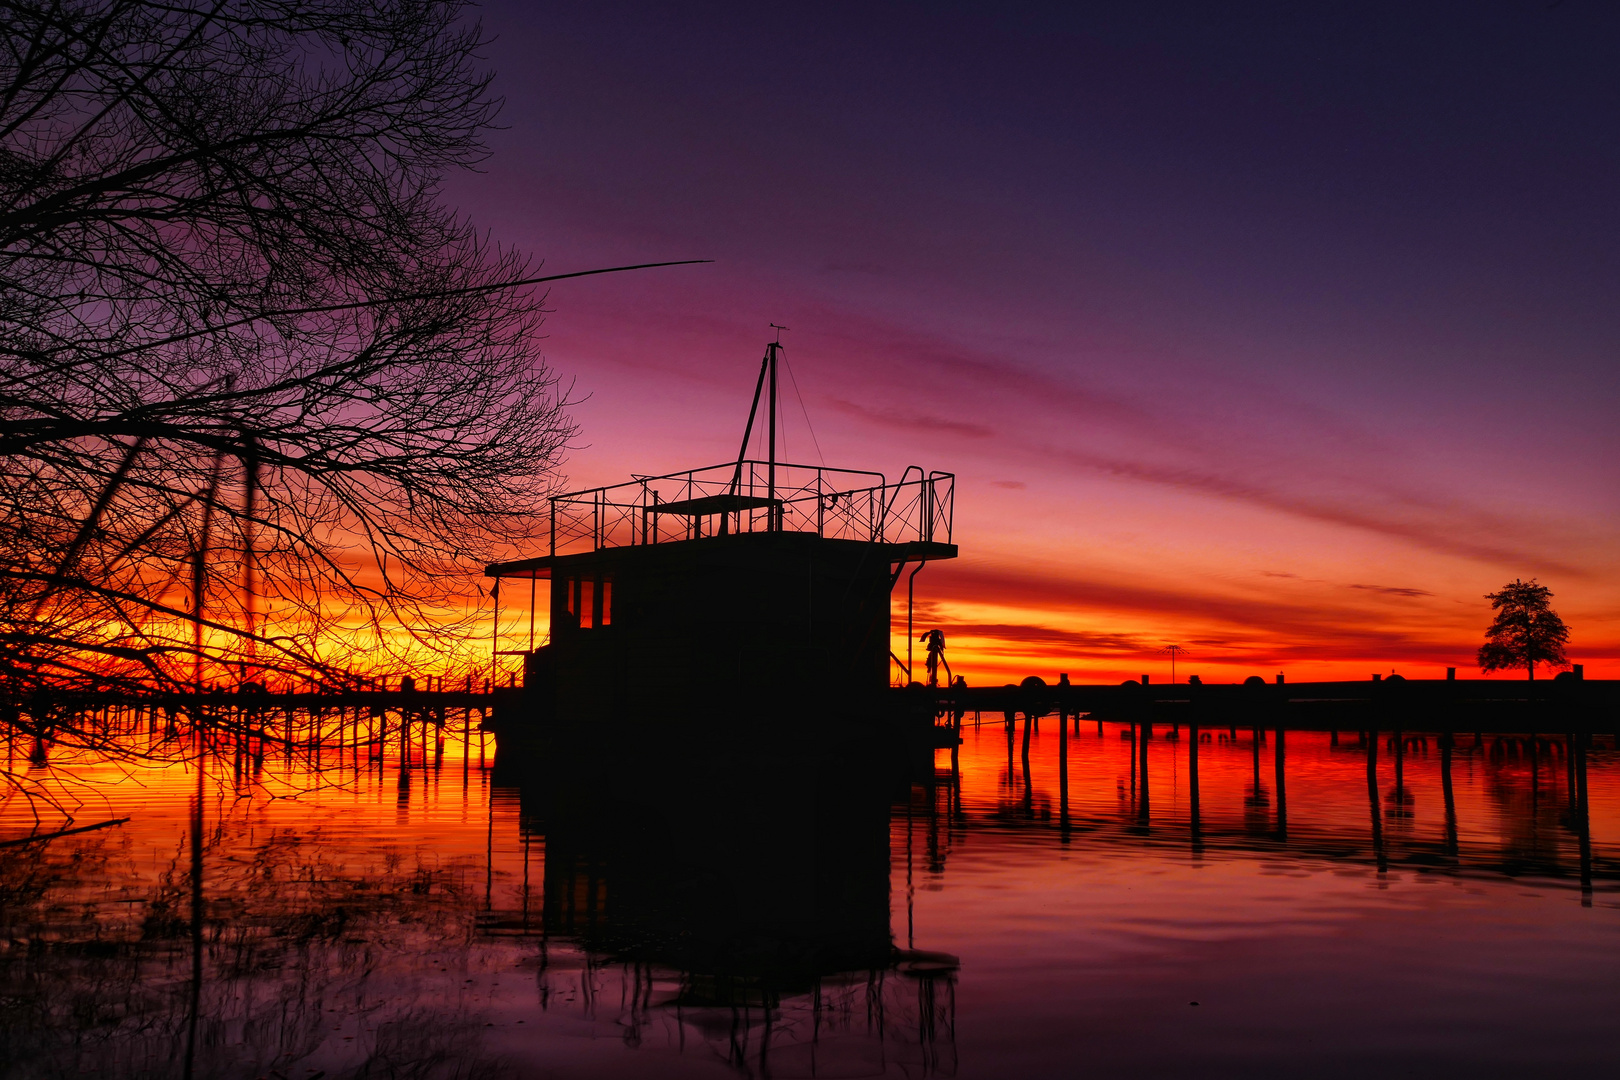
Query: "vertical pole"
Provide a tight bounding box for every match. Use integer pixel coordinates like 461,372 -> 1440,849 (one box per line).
1367,730 -> 1386,873
906,563 -> 925,685
1565,733 -> 1576,816
1252,725 -> 1261,798
1440,731 -> 1458,857
1058,701 -> 1069,829
1273,726 -> 1287,840
1189,718 -> 1201,840
1128,720 -> 1137,803
490,576 -> 499,694
1021,710 -> 1033,817
767,343 -> 777,528
529,575 -> 536,653
183,750 -> 205,1080
1575,735 -> 1592,906
1005,710 -> 1014,779
1394,726 -> 1405,807
1137,711 -> 1150,823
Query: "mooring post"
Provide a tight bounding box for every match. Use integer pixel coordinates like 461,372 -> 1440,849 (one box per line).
1021,713 -> 1034,817
1565,733 -> 1577,816
1189,717 -> 1201,838
1058,697 -> 1070,829
1440,731 -> 1458,856
1005,709 -> 1015,775
1393,725 -> 1405,805
1137,708 -> 1150,823
1274,726 -> 1287,839
1128,719 -> 1137,802
1251,725 -> 1261,793
1367,730 -> 1385,873
1575,734 -> 1592,905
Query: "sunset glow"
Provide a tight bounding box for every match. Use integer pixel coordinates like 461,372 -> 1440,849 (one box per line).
459,2 -> 1619,684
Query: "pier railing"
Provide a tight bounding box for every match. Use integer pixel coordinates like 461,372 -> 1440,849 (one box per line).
547,461 -> 954,556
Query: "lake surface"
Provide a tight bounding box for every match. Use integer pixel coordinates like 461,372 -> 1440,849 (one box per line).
2,717 -> 1616,1078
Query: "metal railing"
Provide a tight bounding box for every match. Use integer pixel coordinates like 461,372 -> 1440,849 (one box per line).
547,460 -> 954,556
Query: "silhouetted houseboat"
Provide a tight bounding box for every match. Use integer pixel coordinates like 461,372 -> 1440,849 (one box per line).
486,339 -> 956,751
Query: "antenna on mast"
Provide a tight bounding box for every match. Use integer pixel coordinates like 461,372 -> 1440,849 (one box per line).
727,325 -> 791,533
765,326 -> 789,528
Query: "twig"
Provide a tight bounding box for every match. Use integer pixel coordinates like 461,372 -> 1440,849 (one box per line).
0,816 -> 131,848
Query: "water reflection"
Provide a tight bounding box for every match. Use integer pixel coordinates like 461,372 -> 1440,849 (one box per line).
0,738 -> 957,1079
0,716 -> 1616,1078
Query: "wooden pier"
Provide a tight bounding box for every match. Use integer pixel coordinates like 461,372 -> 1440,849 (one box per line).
919,674 -> 1620,733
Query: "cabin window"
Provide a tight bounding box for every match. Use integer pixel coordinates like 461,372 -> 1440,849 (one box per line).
600,580 -> 612,626
580,579 -> 595,629
564,577 -> 576,617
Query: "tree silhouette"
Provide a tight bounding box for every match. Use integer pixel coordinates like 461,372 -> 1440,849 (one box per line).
1477,579 -> 1569,680
0,0 -> 598,801
0,2 -> 592,678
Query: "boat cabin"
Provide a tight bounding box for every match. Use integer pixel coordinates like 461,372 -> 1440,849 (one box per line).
486,340 -> 956,742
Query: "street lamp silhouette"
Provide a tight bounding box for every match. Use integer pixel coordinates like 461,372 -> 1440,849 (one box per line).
1158,644 -> 1189,684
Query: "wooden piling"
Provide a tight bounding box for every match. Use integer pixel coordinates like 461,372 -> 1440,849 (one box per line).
1273,726 -> 1287,839
1189,718 -> 1201,836
1366,730 -> 1385,873
1440,731 -> 1458,856
1058,701 -> 1069,828
1137,713 -> 1150,822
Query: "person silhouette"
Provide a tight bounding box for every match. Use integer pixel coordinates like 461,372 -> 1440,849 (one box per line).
919,629 -> 948,687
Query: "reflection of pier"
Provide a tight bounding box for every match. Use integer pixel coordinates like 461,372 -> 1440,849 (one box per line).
936,713 -> 1614,904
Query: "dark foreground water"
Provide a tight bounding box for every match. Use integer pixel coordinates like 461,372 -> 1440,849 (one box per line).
1,719 -> 1616,1078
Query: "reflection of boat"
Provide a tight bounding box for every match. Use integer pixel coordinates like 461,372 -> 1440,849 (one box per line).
524,747 -> 949,991
486,338 -> 956,754
508,744 -> 960,1074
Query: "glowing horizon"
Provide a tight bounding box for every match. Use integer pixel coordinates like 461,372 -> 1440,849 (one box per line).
455,2 -> 1617,683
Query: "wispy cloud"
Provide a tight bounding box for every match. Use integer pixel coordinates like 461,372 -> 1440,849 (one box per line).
1348,583 -> 1434,598
830,398 -> 995,438
1045,446 -> 1590,576
928,563 -> 1462,655
805,316 -> 1595,577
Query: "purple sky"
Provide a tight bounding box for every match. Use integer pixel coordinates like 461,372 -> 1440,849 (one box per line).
457,1 -> 1620,680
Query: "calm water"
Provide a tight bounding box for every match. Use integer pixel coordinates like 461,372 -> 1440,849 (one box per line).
1,718 -> 1616,1078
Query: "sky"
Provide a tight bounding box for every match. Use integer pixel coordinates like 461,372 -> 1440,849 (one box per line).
456,1 -> 1620,684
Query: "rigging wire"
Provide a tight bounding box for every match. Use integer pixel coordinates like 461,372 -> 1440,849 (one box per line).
781,350 -> 826,467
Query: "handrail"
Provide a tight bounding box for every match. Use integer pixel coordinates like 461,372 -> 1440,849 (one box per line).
543,460 -> 954,556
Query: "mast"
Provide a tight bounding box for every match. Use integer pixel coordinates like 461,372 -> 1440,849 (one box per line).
767,339 -> 778,528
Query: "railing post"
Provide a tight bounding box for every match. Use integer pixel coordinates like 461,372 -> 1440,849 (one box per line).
549,498 -> 555,557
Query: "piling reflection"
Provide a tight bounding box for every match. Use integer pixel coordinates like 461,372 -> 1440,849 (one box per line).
938,715 -> 1615,889
0,734 -> 958,1080
1,712 -> 1615,1078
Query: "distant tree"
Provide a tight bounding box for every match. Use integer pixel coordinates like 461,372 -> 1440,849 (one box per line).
1477,579 -> 1569,680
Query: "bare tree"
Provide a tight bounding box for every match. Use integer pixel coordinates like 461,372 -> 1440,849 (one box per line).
1477,578 -> 1570,680
0,2 -> 590,769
